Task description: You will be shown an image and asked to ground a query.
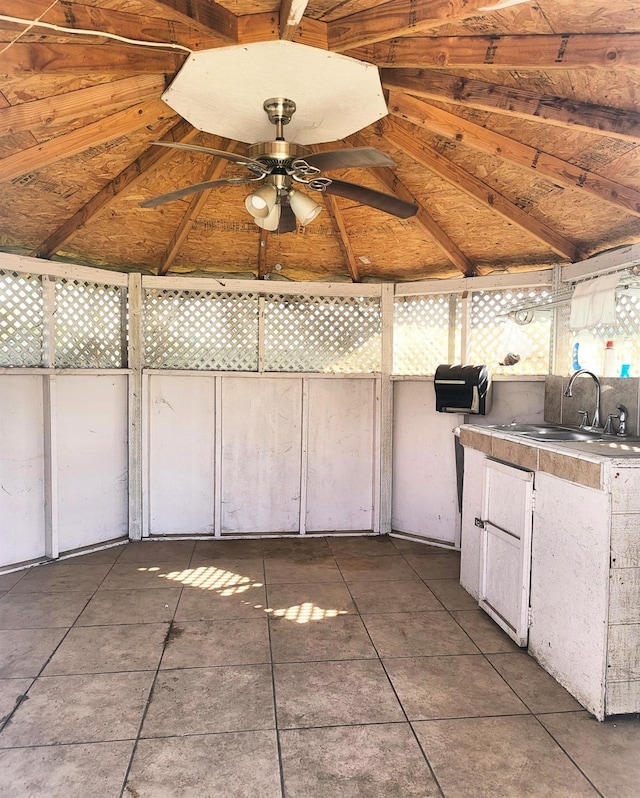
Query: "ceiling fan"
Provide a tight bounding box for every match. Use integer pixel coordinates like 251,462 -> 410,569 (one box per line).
140,97 -> 418,233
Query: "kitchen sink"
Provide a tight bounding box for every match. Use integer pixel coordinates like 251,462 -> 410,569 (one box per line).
489,423 -> 607,442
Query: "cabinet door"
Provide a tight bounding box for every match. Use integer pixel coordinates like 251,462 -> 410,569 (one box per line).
479,459 -> 534,646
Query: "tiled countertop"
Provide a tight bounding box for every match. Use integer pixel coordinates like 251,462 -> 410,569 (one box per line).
459,425 -> 640,491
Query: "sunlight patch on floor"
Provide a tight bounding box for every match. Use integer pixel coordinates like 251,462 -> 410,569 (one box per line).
265,602 -> 347,624
160,566 -> 264,593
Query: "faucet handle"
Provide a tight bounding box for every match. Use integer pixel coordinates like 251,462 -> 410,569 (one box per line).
577,410 -> 589,427
603,414 -> 619,435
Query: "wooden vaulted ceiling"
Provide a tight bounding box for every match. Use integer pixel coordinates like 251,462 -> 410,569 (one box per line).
0,0 -> 639,283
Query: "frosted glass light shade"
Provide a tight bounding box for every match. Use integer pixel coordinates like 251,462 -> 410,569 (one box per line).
245,184 -> 278,218
254,203 -> 281,231
289,190 -> 321,226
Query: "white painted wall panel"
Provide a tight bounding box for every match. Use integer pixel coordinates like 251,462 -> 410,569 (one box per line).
56,375 -> 128,551
221,377 -> 301,533
392,381 -> 462,544
148,375 -> 216,535
305,379 -> 376,531
0,376 -> 45,566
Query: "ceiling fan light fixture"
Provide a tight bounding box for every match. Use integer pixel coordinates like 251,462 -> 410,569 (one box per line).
289,189 -> 322,226
254,203 -> 281,231
245,184 -> 278,218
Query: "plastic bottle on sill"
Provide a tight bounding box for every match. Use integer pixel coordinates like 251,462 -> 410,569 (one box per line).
603,340 -> 617,377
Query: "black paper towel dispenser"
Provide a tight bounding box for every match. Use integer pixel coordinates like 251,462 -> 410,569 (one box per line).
434,364 -> 492,414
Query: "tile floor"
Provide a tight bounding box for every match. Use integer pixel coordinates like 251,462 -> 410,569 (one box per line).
1,535 -> 639,797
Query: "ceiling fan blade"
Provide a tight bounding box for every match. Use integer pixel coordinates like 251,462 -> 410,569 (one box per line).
304,148 -> 396,171
323,180 -> 418,219
278,205 -> 297,233
140,178 -> 258,208
149,141 -> 266,174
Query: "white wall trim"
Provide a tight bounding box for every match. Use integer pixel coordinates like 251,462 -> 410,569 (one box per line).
0,252 -> 129,286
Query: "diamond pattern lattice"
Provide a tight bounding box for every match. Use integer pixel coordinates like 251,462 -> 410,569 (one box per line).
264,295 -> 381,373
393,294 -> 461,375
0,270 -> 43,367
468,288 -> 552,375
55,279 -> 124,368
144,290 -> 259,370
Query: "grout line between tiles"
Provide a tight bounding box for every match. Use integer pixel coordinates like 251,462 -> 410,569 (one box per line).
116,540 -> 195,798
264,559 -> 287,798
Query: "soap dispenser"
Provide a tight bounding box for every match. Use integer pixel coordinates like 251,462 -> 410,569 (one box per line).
603,340 -> 617,377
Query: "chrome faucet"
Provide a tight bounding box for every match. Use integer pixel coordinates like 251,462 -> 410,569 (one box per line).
617,404 -> 629,437
564,369 -> 602,429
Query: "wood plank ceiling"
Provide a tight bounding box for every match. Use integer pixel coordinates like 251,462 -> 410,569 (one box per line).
0,0 -> 639,282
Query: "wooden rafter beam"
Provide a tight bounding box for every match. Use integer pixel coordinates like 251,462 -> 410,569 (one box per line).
34,119 -> 198,259
348,132 -> 476,276
257,228 -> 269,278
0,0 -> 223,49
381,70 -> 640,143
1,43 -> 183,75
381,118 -> 582,261
388,92 -> 640,217
349,33 -> 640,69
0,99 -> 175,184
328,0 -> 494,52
0,75 -> 166,137
152,0 -> 237,42
158,140 -> 235,276
323,194 -> 361,282
279,0 -> 309,40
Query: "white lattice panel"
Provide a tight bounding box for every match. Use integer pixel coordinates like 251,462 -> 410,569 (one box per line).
393,294 -> 461,375
264,294 -> 381,373
0,270 -> 43,367
55,278 -> 125,368
468,288 -> 552,375
144,290 -> 259,370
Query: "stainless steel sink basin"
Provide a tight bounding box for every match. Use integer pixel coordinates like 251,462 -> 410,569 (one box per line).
489,423 -> 604,442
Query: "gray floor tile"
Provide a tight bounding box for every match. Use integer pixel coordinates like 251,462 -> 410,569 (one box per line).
405,551 -> 461,579
193,538 -> 265,559
270,614 -> 377,663
100,562 -> 187,591
327,535 -> 399,557
264,557 -> 343,584
160,618 -> 270,668
142,664 -> 274,737
175,555 -> 264,588
0,571 -> 27,591
0,628 -> 66,678
275,659 -> 404,728
348,580 -> 442,613
362,611 -> 479,657
0,592 -> 89,629
487,653 -> 582,713
0,671 -> 153,746
451,610 -> 521,653
280,723 -> 440,797
0,678 -> 31,730
266,581 -> 356,618
116,539 -> 195,565
424,578 -> 478,610
337,555 -> 421,582
384,655 -> 529,720
126,731 -> 281,798
42,623 -> 168,675
539,711 -> 640,798
262,537 -> 331,559
76,586 -> 181,625
0,741 -> 134,798
175,582 -> 268,621
10,563 -> 112,594
413,715 -> 598,797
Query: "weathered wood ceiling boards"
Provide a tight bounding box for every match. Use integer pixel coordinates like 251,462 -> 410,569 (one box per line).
0,0 -> 639,282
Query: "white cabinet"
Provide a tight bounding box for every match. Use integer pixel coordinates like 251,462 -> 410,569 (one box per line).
479,459 -> 534,647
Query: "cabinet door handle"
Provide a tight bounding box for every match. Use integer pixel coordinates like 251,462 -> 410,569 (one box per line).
474,517 -> 485,528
